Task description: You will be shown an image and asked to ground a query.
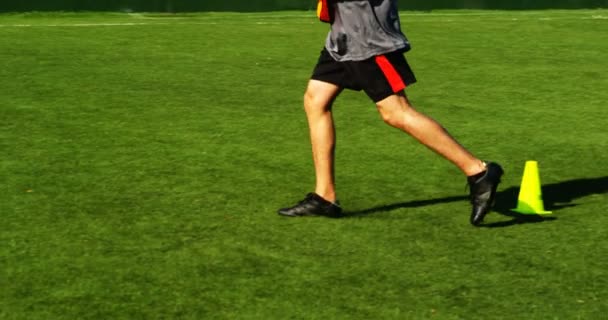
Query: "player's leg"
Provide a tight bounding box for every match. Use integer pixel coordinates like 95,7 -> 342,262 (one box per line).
363,51 -> 503,225
376,93 -> 503,225
278,79 -> 343,218
375,92 -> 485,176
304,79 -> 342,203
278,48 -> 347,218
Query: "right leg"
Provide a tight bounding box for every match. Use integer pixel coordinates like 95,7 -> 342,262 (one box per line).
277,80 -> 343,218
278,48 -> 346,218
304,80 -> 342,203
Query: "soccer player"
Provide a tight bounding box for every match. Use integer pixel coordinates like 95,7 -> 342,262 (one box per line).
278,0 -> 503,225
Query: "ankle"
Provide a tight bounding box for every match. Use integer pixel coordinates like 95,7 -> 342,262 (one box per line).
315,190 -> 337,203
465,160 -> 487,177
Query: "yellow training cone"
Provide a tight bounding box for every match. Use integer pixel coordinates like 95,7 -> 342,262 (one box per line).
513,161 -> 552,214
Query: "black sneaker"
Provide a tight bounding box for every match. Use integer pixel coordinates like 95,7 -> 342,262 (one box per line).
278,193 -> 342,218
468,162 -> 504,226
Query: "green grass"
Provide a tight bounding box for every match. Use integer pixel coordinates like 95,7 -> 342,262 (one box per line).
1,10 -> 607,319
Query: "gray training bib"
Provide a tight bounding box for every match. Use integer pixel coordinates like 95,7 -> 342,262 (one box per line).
325,0 -> 411,61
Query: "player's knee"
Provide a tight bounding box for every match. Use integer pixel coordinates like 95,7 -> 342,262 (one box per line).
377,105 -> 403,128
303,90 -> 313,107
303,90 -> 328,113
379,110 -> 396,126
377,96 -> 421,129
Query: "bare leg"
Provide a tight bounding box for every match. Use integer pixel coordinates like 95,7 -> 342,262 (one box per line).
375,92 -> 486,176
303,80 -> 343,202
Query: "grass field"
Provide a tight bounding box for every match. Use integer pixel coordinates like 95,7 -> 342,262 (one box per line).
1,10 -> 607,319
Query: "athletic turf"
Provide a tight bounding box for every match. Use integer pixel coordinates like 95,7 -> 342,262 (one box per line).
1,10 -> 607,319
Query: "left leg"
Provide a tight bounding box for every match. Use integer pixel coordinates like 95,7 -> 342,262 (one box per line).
375,92 -> 485,176
375,92 -> 503,225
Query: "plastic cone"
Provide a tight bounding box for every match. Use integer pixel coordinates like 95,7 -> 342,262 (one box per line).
513,161 -> 552,214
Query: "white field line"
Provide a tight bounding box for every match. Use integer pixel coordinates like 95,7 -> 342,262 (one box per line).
0,13 -> 605,28
129,11 -> 605,18
0,22 -> 159,27
0,22 -> 218,27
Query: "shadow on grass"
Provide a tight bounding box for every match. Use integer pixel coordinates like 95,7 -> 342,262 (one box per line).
345,176 -> 608,227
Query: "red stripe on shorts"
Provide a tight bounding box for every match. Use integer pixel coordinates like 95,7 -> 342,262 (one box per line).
375,55 -> 406,93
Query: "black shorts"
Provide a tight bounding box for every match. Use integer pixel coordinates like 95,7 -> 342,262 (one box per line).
311,48 -> 417,102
